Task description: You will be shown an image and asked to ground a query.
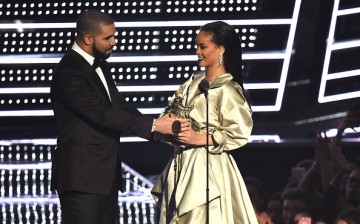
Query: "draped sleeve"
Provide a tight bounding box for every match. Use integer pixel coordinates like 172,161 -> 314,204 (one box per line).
209,81 -> 253,153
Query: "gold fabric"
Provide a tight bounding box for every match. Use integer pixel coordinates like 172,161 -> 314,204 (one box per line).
152,72 -> 258,224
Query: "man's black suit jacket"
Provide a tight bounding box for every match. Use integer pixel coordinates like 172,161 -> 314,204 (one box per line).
50,49 -> 154,195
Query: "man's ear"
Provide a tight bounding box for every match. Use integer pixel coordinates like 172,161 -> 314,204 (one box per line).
82,34 -> 93,45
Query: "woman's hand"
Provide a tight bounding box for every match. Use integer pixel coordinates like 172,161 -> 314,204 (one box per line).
176,127 -> 200,146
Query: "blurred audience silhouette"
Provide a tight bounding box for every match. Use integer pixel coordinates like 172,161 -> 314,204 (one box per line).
244,103 -> 360,224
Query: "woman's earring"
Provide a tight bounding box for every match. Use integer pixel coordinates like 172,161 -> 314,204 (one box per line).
218,54 -> 223,65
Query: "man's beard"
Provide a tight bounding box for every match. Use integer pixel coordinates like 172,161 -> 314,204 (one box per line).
92,41 -> 111,60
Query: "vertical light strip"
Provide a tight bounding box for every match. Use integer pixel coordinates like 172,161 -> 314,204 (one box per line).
274,0 -> 303,111
318,0 -> 339,103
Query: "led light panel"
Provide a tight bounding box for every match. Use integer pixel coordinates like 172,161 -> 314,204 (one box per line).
318,0 -> 360,103
0,1 -> 302,114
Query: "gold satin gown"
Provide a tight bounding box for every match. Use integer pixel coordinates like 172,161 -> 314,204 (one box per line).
152,72 -> 259,224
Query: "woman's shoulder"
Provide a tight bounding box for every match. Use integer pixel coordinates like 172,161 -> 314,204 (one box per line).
222,79 -> 242,94
219,80 -> 247,105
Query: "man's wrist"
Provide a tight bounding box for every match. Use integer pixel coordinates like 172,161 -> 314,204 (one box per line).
151,119 -> 157,133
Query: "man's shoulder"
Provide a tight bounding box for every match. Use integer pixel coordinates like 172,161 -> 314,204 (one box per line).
56,50 -> 86,71
60,50 -> 83,64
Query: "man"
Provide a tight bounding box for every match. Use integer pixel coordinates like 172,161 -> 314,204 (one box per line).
282,189 -> 320,224
345,168 -> 360,207
50,9 -> 189,223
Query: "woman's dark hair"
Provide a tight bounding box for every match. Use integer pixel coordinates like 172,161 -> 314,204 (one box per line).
200,21 -> 251,105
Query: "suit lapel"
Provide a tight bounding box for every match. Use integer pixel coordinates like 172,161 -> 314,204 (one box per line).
87,67 -> 112,104
101,65 -> 121,106
67,50 -> 112,104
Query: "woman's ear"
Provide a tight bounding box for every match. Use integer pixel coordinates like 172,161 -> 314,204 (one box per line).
219,45 -> 225,55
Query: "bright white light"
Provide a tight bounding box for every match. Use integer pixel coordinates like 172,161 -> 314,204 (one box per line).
319,92 -> 360,103
0,52 -> 286,65
0,108 -> 164,116
318,0 -> 360,103
244,83 -> 280,89
325,127 -> 360,138
0,110 -> 53,116
249,135 -> 281,143
0,134 -> 292,149
337,7 -> 360,16
0,103 -> 282,117
0,19 -> 293,30
326,69 -> 360,80
331,39 -> 360,50
0,162 -> 51,170
294,111 -> 346,125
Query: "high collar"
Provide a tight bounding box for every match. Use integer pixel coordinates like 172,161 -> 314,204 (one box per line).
193,71 -> 234,90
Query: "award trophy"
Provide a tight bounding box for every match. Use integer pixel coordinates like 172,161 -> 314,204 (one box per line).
164,92 -> 193,185
164,92 -> 193,119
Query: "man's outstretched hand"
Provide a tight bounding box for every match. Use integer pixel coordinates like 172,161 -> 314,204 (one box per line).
155,113 -> 191,135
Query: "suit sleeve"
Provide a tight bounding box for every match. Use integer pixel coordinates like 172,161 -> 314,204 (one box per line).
51,68 -> 153,140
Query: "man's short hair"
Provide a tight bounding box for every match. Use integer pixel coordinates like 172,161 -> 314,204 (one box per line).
76,9 -> 114,37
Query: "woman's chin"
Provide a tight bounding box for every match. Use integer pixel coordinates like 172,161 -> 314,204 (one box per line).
198,61 -> 206,67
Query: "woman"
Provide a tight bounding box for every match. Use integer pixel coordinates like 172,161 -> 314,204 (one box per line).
152,21 -> 258,224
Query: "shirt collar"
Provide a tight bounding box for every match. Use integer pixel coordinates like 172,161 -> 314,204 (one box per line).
71,42 -> 95,67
